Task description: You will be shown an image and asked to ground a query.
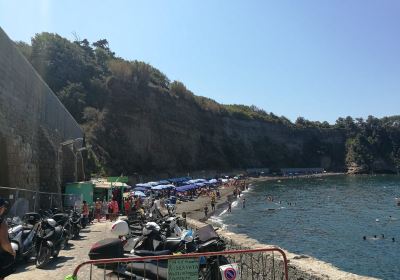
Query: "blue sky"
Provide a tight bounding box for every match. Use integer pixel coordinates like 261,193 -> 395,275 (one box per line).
1,0 -> 399,123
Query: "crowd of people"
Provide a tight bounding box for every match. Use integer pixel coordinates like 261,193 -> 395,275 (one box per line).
88,196 -> 147,223
203,179 -> 249,218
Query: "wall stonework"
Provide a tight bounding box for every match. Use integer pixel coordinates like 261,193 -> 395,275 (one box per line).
0,27 -> 84,195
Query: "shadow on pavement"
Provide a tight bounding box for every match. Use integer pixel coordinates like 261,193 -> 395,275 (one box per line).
12,256 -> 75,273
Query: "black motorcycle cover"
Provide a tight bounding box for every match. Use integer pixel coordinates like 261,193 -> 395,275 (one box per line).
89,238 -> 124,260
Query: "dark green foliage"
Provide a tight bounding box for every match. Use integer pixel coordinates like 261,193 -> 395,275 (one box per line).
58,82 -> 87,122
346,134 -> 373,170
223,104 -> 290,124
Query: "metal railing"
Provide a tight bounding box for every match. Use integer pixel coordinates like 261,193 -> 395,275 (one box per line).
69,247 -> 288,280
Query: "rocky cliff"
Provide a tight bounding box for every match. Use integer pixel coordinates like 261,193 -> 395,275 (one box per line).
15,33 -> 400,176
87,75 -> 346,175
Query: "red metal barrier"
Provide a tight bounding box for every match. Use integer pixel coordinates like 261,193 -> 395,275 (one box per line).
70,247 -> 288,280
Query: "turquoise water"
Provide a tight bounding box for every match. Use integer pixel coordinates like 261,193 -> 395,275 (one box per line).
217,175 -> 400,279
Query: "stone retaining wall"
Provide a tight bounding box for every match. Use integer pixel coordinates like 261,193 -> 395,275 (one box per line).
0,27 -> 84,196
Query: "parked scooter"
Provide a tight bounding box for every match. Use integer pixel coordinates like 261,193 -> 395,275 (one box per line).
52,212 -> 74,242
35,217 -> 67,268
69,210 -> 82,239
89,223 -> 229,279
111,217 -> 184,253
8,213 -> 41,262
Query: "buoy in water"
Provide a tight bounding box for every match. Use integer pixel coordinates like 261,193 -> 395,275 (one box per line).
376,219 -> 380,222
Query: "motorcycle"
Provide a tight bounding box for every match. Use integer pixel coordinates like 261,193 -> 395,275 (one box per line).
8,213 -> 40,262
69,210 -> 82,239
35,217 -> 66,268
89,223 -> 229,279
52,212 -> 74,242
110,217 -> 184,253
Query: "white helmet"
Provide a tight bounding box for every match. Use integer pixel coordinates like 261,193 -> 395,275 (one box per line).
142,222 -> 160,235
110,220 -> 129,236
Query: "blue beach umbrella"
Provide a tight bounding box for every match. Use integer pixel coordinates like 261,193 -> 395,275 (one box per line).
132,191 -> 146,197
133,186 -> 147,191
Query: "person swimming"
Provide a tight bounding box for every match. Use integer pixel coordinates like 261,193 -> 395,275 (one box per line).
363,236 -> 366,240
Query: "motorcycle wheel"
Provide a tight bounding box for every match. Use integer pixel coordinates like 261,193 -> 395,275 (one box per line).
73,229 -> 80,239
53,249 -> 60,258
199,256 -> 229,280
36,246 -> 51,268
61,239 -> 67,250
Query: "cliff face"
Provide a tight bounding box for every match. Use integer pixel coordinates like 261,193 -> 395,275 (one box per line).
14,33 -> 400,176
88,77 -> 346,175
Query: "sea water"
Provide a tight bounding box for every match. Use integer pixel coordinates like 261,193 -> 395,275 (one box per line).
213,175 -> 400,280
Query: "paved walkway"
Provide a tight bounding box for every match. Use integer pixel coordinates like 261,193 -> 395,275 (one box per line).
8,220 -> 114,280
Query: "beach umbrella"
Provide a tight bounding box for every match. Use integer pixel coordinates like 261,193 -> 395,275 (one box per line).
176,184 -> 195,192
151,185 -> 166,190
133,186 -> 147,191
136,183 -> 152,188
158,180 -> 170,185
151,184 -> 174,190
132,191 -> 146,197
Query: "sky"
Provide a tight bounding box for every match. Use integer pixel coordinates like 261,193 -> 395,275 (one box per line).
1,0 -> 399,123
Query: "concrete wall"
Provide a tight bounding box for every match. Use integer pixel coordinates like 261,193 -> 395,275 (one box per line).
0,27 -> 84,196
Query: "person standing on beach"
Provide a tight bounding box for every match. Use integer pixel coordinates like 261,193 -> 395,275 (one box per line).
102,199 -> 108,220
82,200 -> 89,225
211,200 -> 215,211
95,198 -> 102,222
211,193 -> 216,206
227,201 -> 232,213
204,205 -> 209,217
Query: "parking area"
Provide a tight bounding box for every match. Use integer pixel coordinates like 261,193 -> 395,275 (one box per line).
8,221 -> 114,280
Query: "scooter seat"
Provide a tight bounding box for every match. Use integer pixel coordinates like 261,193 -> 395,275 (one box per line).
134,250 -> 171,256
164,238 -> 181,251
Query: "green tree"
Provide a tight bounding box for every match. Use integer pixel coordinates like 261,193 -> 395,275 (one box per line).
346,134 -> 374,172
57,82 -> 87,122
30,32 -> 96,92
